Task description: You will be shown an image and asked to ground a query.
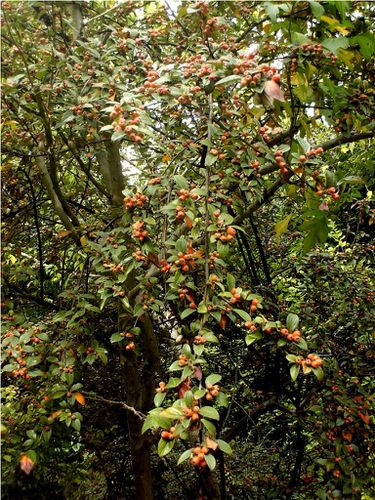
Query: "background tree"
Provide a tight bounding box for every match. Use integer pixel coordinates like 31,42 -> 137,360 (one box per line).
2,1 -> 374,499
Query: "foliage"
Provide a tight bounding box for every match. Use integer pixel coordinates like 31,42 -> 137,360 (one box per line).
1,1 -> 374,498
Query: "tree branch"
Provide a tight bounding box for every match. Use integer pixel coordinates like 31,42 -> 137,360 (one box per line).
84,392 -> 146,420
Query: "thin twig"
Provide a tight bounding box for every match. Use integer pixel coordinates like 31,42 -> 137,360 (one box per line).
84,392 -> 146,420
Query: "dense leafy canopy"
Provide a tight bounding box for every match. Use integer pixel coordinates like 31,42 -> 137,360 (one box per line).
1,1 -> 374,499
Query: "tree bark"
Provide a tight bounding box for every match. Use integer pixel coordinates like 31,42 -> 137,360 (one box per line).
128,412 -> 154,500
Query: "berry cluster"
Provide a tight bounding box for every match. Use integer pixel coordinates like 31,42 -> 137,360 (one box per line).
193,335 -> 207,344
250,298 -> 259,313
280,328 -> 301,342
274,149 -> 289,175
124,192 -> 148,210
155,381 -> 166,393
214,226 -> 236,242
205,383 -> 220,401
203,17 -> 227,35
178,288 -> 197,308
232,51 -> 256,74
326,186 -> 340,201
161,426 -> 176,440
240,64 -> 281,88
229,288 -> 241,304
296,353 -> 323,368
132,221 -> 148,242
178,354 -> 188,367
192,0 -> 209,15
182,54 -> 211,78
175,205 -> 185,221
307,146 -> 324,157
174,248 -> 200,273
177,189 -> 199,201
110,105 -> 143,143
133,249 -> 146,262
244,321 -> 257,331
103,260 -> 124,273
126,341 -> 135,351
296,43 -> 338,64
259,124 -> 283,143
160,259 -> 171,273
190,446 -> 209,468
208,251 -> 220,268
315,184 -> 340,201
209,148 -> 226,160
147,177 -> 161,185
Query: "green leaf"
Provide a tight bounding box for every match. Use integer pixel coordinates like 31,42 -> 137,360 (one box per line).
286,313 -> 299,332
181,308 -> 195,320
310,1 -> 324,18
53,311 -> 69,323
235,309 -> 252,322
226,274 -> 236,290
215,75 -> 242,86
204,453 -> 217,471
313,366 -> 325,381
245,332 -> 262,346
110,333 -> 124,343
290,364 -> 300,381
338,176 -> 364,185
154,392 -> 167,407
27,450 -> 37,463
26,430 -> 37,440
199,406 -> 220,421
205,153 -> 217,167
197,303 -> 208,314
111,130 -> 126,142
177,449 -> 192,465
217,439 -> 233,454
99,124 -> 114,132
205,374 -> 222,386
194,344 -> 205,356
351,33 -> 375,60
286,354 -> 297,363
72,419 -> 81,431
275,215 -> 292,240
166,377 -> 181,389
264,1 -> 280,22
297,338 -> 308,351
322,36 -> 349,54
157,437 -> 175,457
160,407 -> 183,419
174,175 -> 189,190
194,388 -> 207,399
201,417 -> 216,435
296,136 -> 310,152
216,392 -> 229,408
175,237 -> 187,253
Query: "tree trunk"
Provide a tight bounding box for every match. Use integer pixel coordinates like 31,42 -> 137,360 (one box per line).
127,412 -> 154,500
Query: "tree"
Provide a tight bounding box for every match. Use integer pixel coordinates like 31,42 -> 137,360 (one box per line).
2,1 -> 374,499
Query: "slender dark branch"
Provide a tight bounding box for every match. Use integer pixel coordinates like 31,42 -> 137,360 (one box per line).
2,276 -> 57,309
222,397 -> 277,443
24,166 -> 45,301
84,393 -> 146,420
237,231 -> 261,285
249,214 -> 272,285
236,232 -> 257,283
313,125 -> 375,151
